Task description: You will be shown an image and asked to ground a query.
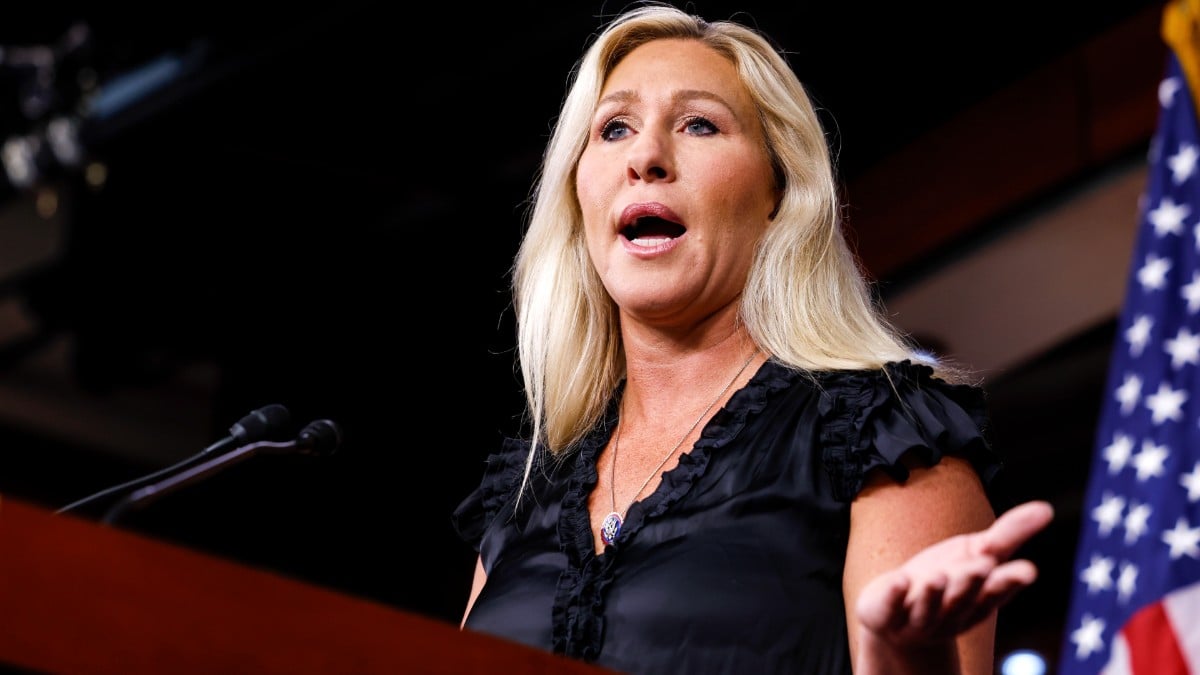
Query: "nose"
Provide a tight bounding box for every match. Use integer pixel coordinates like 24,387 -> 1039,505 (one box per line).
626,131 -> 674,183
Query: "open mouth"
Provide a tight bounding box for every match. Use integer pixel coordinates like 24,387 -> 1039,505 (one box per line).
622,216 -> 686,241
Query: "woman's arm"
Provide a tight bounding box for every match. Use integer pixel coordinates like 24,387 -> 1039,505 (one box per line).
461,556 -> 488,629
843,456 -> 1051,674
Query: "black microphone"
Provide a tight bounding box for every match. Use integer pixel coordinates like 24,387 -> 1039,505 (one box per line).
99,419 -> 343,525
56,403 -> 293,516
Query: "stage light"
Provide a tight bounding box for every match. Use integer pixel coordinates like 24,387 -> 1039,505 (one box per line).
1000,649 -> 1046,675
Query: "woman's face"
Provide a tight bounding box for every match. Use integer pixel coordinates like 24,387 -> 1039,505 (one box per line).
576,38 -> 778,331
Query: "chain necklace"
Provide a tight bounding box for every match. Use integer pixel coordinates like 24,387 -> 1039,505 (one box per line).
600,349 -> 761,547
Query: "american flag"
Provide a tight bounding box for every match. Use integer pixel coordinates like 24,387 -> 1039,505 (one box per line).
1057,10 -> 1200,674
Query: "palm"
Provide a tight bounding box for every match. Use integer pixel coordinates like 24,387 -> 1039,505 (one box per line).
855,500 -> 1053,645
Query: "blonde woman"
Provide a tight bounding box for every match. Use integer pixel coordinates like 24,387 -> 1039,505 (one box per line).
452,4 -> 1052,673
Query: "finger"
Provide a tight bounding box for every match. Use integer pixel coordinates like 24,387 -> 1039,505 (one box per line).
857,571 -> 911,632
955,568 -> 1035,631
906,572 -> 947,631
941,561 -> 1038,629
935,556 -> 1013,634
978,560 -> 1039,599
939,560 -> 990,620
977,501 -> 1054,560
916,565 -> 987,638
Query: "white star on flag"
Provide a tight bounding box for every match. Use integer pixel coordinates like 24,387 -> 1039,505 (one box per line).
1149,196 -> 1189,234
1123,502 -> 1152,545
1132,439 -> 1170,480
1069,614 -> 1106,660
1137,253 -> 1172,291
1103,433 -> 1135,474
1160,76 -> 1182,107
1125,315 -> 1154,356
1144,382 -> 1187,423
1162,517 -> 1200,559
1181,462 -> 1200,501
1169,144 -> 1200,185
1115,374 -> 1142,414
1081,555 -> 1116,594
1093,492 -> 1125,536
1116,562 -> 1138,604
1165,327 -> 1200,368
1182,271 -> 1200,311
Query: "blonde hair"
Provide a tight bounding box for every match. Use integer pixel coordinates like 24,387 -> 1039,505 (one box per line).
511,3 -> 949,473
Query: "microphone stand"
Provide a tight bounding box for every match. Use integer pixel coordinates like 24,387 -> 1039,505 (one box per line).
100,439 -> 295,526
56,403 -> 292,517
99,420 -> 339,526
56,437 -> 241,517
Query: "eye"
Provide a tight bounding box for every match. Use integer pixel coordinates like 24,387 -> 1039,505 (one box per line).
683,116 -> 718,136
600,118 -> 633,141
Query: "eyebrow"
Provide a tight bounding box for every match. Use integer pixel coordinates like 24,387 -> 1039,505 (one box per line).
596,88 -> 734,112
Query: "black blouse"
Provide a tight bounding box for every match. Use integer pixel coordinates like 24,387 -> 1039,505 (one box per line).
452,359 -> 1001,675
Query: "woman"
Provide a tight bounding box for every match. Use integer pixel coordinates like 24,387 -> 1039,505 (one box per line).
451,4 -> 1053,673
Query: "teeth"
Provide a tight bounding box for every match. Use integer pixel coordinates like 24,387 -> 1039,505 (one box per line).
629,236 -> 672,246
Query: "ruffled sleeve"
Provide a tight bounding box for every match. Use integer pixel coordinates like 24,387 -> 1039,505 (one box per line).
817,360 -> 1001,503
451,436 -> 530,551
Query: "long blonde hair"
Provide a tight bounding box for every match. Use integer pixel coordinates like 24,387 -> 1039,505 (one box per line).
511,3 -> 942,472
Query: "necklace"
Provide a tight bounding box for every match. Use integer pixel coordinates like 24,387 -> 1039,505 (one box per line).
600,349 -> 761,547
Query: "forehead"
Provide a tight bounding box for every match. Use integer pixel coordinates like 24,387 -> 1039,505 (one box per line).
601,38 -> 748,102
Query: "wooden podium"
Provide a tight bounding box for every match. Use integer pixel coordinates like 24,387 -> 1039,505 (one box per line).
0,496 -> 612,674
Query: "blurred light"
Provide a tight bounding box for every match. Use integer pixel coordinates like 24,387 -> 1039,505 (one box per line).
35,187 -> 58,219
2,135 -> 38,189
46,117 -> 82,168
911,348 -> 940,365
85,161 -> 107,189
87,52 -> 188,121
1000,649 -> 1046,675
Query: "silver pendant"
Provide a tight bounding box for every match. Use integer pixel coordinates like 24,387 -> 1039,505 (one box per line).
601,511 -> 623,546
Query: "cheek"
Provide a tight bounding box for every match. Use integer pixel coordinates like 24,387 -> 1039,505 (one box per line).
739,155 -> 780,221
574,156 -> 598,209
575,156 -> 609,260
706,162 -> 776,263
575,151 -> 605,210
575,154 -> 616,229
711,164 -> 777,225
689,144 -> 774,210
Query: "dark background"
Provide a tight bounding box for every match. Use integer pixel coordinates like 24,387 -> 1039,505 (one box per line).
0,1 -> 1166,670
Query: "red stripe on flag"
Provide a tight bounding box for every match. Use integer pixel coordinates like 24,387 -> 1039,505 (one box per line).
1121,600 -> 1189,675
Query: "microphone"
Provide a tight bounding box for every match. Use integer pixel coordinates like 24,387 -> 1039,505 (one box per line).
56,403 -> 293,516
99,419 -> 343,525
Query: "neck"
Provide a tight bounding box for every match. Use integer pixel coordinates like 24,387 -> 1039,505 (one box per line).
619,336 -> 763,430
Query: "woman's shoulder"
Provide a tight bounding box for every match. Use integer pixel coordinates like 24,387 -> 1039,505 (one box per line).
450,436 -> 533,548
806,358 -> 999,502
809,358 -> 984,415
811,357 -> 978,388
757,357 -> 983,410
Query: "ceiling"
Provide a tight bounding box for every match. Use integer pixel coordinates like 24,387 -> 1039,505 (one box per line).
0,1 -> 1170,669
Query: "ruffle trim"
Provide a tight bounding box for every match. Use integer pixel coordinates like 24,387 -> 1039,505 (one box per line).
450,435 -> 531,549
816,359 -> 1000,503
552,399 -> 617,658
